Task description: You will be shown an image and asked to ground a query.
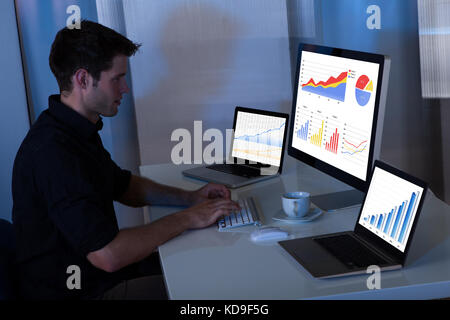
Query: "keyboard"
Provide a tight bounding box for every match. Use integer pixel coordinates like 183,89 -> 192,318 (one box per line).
207,164 -> 260,178
218,197 -> 262,230
314,234 -> 388,269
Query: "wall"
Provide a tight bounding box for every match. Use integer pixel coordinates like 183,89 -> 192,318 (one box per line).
122,0 -> 292,165
0,0 -> 30,222
416,0 -> 450,202
286,0 -> 447,203
15,0 -> 98,121
440,102 -> 450,202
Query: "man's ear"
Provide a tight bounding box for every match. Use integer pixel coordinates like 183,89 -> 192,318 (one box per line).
74,69 -> 89,89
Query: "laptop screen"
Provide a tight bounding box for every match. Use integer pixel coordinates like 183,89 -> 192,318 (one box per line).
231,110 -> 287,167
358,165 -> 425,252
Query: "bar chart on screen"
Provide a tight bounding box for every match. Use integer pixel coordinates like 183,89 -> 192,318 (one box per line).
323,116 -> 340,154
310,120 -> 324,147
296,119 -> 310,141
325,128 -> 339,154
359,167 -> 424,252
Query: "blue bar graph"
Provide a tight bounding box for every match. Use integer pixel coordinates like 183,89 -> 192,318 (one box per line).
360,168 -> 423,252
297,120 -> 309,141
390,201 -> 405,238
377,214 -> 383,229
364,190 -> 420,247
383,208 -> 395,234
398,192 -> 417,244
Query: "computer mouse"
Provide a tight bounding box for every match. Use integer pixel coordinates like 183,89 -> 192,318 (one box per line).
250,227 -> 289,242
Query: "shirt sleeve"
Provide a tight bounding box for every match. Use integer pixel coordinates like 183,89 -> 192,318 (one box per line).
33,142 -> 120,257
110,158 -> 132,200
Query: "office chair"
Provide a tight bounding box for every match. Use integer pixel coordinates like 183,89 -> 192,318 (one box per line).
0,219 -> 18,300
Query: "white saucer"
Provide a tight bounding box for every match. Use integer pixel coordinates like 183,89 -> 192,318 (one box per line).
272,207 -> 323,224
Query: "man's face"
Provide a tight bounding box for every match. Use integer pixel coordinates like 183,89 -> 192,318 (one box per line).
84,54 -> 129,118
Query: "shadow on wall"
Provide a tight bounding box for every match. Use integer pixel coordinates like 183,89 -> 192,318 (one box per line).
135,4 -> 242,165
371,33 -> 445,202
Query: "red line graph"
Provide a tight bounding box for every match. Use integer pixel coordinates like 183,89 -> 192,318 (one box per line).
343,138 -> 367,149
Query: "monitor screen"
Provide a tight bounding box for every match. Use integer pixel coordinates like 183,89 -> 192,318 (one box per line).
358,165 -> 425,253
288,44 -> 390,191
232,110 -> 287,167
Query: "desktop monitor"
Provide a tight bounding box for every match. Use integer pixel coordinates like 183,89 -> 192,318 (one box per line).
288,43 -> 390,210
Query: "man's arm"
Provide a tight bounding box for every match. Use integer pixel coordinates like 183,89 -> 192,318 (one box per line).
89,174 -> 236,272
117,174 -> 193,207
118,174 -> 231,207
87,198 -> 238,272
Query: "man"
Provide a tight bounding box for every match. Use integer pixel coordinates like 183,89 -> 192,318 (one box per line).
12,20 -> 239,300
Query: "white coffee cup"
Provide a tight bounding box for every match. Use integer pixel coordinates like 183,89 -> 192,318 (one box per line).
282,192 -> 311,218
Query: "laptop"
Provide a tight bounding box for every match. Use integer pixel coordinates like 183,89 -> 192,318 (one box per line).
279,160 -> 428,279
182,106 -> 289,188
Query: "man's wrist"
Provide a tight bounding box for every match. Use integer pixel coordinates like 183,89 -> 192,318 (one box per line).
173,208 -> 195,230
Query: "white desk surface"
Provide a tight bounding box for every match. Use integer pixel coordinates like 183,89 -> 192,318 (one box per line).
139,158 -> 450,300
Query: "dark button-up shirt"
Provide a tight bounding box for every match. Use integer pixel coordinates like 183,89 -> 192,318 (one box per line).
12,95 -> 133,299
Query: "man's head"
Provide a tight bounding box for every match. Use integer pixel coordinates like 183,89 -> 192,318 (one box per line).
49,20 -> 140,121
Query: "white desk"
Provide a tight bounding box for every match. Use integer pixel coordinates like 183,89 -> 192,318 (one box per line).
140,159 -> 450,299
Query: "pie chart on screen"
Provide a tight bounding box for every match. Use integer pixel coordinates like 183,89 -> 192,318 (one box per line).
355,75 -> 373,106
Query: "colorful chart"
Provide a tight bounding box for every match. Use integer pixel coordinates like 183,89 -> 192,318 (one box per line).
325,128 -> 339,154
301,72 -> 348,102
342,138 -> 367,156
359,167 -> 424,252
310,121 -> 324,147
363,191 -> 420,246
292,50 -> 381,182
355,75 -> 373,106
297,120 -> 309,141
363,192 -> 418,244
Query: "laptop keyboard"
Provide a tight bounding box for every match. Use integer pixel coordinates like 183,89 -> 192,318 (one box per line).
217,197 -> 261,230
207,164 -> 260,178
314,235 -> 388,269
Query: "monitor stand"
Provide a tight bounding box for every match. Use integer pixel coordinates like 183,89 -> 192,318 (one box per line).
311,189 -> 365,212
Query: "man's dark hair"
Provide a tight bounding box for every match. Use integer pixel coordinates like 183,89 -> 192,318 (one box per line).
49,20 -> 140,92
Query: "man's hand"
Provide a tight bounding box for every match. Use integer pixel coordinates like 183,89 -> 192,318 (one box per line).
189,183 -> 232,205
184,184 -> 240,229
181,198 -> 240,229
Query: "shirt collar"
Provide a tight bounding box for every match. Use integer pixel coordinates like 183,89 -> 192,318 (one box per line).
48,95 -> 103,139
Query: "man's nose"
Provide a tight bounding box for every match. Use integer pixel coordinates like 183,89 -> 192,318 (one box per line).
121,79 -> 130,94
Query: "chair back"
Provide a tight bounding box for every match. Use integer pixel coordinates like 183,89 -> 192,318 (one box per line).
0,219 -> 17,300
